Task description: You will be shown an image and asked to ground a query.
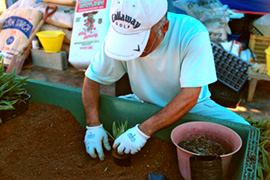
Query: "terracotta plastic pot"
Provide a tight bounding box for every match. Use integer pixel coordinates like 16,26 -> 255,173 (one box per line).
171,121 -> 242,180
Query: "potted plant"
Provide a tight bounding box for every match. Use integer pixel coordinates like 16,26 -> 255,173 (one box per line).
171,121 -> 242,180
0,58 -> 30,124
106,120 -> 131,166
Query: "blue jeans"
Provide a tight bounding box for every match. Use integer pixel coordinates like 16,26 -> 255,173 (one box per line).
118,94 -> 249,125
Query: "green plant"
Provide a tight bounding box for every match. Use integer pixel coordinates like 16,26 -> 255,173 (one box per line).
0,58 -> 28,111
106,120 -> 128,140
107,120 -> 131,166
246,115 -> 270,180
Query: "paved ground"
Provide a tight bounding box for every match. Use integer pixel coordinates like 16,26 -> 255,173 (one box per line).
228,80 -> 270,121
20,63 -> 269,122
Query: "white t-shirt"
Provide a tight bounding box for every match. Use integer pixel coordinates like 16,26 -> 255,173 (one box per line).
85,12 -> 217,107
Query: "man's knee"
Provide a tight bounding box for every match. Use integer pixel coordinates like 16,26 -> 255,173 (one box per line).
190,99 -> 249,125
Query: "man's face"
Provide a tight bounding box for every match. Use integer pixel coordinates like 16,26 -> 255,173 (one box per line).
139,20 -> 169,57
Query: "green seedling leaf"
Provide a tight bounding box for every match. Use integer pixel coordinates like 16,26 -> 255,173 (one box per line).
0,58 -> 4,75
0,104 -> 15,110
260,139 -> 268,148
0,99 -> 13,105
104,166 -> 108,172
258,119 -> 265,128
265,174 -> 270,180
0,57 -> 28,114
263,130 -> 270,136
50,122 -> 53,127
262,152 -> 269,171
261,136 -> 270,141
108,120 -> 129,140
112,121 -> 117,138
257,165 -> 263,180
262,148 -> 270,158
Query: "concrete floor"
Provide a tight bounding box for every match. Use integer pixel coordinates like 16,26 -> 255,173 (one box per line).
20,63 -> 115,98
228,80 -> 270,121
20,63 -> 270,122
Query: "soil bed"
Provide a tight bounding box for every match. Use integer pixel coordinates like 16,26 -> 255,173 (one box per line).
0,103 -> 183,179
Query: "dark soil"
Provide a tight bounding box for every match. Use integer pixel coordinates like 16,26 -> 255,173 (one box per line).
179,136 -> 232,156
0,103 -> 183,179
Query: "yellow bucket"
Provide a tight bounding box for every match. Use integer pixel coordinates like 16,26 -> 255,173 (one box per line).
265,46 -> 270,76
36,31 -> 65,53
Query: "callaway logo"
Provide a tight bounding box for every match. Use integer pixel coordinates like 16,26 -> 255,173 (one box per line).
133,45 -> 140,52
111,11 -> 141,29
127,133 -> 136,142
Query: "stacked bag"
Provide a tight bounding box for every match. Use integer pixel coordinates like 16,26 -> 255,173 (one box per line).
0,0 -> 112,71
0,0 -> 75,66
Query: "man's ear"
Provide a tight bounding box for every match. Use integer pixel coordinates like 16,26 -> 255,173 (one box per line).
161,20 -> 169,34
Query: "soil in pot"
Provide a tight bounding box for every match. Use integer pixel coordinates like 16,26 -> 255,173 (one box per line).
179,135 -> 231,179
0,103 -> 183,179
178,135 -> 232,156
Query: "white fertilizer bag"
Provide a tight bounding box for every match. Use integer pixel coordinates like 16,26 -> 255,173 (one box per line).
35,3 -> 75,29
1,0 -> 75,29
69,0 -> 111,70
0,8 -> 43,66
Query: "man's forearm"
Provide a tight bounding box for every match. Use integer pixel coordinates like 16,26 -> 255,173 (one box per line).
82,76 -> 101,126
139,87 -> 201,136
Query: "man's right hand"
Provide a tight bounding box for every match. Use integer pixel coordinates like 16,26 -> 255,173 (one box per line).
84,124 -> 111,160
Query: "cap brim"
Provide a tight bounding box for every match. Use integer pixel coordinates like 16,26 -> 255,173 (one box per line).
105,26 -> 150,61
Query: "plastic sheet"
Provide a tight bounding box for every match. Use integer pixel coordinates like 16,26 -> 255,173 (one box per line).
219,0 -> 270,13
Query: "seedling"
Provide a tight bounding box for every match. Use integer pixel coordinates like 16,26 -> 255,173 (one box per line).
106,120 -> 128,140
0,58 -> 29,123
0,58 -> 28,111
106,120 -> 131,166
246,115 -> 270,180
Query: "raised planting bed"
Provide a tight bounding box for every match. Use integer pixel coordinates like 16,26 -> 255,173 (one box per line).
14,79 -> 260,179
0,103 -> 182,179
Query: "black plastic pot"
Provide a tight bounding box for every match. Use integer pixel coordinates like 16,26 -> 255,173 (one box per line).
111,148 -> 131,167
0,93 -> 31,123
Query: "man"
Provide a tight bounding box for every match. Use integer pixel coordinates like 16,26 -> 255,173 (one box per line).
83,0 -> 249,161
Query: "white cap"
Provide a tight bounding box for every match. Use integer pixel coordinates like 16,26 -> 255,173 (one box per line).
105,0 -> 168,61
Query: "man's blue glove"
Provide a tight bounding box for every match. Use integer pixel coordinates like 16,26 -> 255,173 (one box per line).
113,124 -> 150,154
84,124 -> 111,160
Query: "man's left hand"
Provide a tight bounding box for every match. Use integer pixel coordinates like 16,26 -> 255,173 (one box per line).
113,124 -> 150,154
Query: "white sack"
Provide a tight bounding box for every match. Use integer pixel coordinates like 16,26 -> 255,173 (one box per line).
1,0 -> 74,29
69,0 -> 111,70
0,8 -> 43,66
